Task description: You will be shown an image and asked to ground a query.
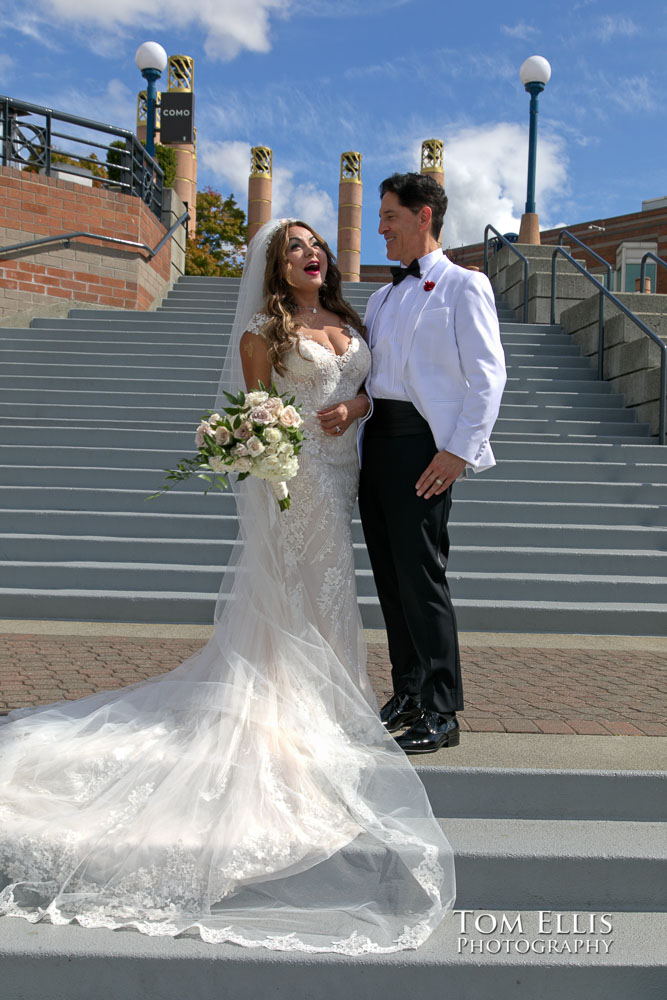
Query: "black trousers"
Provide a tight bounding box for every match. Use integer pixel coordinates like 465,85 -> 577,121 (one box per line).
358,403 -> 463,715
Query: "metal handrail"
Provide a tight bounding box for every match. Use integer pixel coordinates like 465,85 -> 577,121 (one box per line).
0,211 -> 190,262
483,224 -> 529,320
557,229 -> 612,289
551,245 -> 666,445
1,95 -> 163,217
639,252 -> 666,293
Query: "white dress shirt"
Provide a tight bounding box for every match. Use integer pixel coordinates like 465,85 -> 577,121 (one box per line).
367,249 -> 443,400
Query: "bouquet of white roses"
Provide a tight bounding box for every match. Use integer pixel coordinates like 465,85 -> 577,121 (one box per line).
148,383 -> 305,511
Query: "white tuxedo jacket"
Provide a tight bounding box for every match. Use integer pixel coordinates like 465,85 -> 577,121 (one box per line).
359,254 -> 506,472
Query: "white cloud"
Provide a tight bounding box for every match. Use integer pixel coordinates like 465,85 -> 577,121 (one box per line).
199,139 -> 252,198
609,76 -> 656,114
595,15 -> 641,42
198,140 -> 337,243
0,54 -> 15,84
27,0 -> 291,61
413,122 -> 569,248
291,0 -> 410,15
500,22 -> 539,40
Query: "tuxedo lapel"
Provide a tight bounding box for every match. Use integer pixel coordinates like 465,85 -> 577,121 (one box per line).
399,255 -> 450,370
366,285 -> 392,349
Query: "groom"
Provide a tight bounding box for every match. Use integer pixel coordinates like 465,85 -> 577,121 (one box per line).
358,172 -> 506,753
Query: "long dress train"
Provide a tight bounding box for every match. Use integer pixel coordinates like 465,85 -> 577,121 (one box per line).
0,318 -> 455,953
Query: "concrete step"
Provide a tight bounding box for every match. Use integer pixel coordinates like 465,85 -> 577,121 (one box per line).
0,328 -> 229,346
4,509 -> 663,551
0,375 -> 219,394
5,465 -> 667,505
1,485 -> 665,526
2,910 -> 665,1000
0,362 -> 220,380
0,349 -> 225,368
501,390 -> 624,407
0,387 -> 214,408
0,420 -> 653,451
491,440 -> 667,461
496,404 -> 638,422
503,378 -> 621,394
492,432 -> 654,445
492,419 -> 650,437
504,366 -> 597,381
3,585 -> 665,632
1,533 -> 664,576
2,560 -> 665,603
31,317 -> 233,332
0,403 -> 637,428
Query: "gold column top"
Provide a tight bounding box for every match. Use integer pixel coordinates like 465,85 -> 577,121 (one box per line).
136,90 -> 161,129
168,55 -> 194,93
421,139 -> 444,173
340,151 -> 362,184
250,146 -> 273,179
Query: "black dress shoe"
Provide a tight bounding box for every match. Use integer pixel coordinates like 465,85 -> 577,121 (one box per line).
380,692 -> 422,734
395,711 -> 460,754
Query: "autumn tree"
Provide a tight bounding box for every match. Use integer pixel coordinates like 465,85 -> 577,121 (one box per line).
185,188 -> 247,276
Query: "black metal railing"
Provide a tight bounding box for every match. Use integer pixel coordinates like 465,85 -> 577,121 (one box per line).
557,230 -> 612,289
1,96 -> 163,218
0,211 -> 190,263
550,246 -> 666,445
483,224 -> 529,320
639,252 -> 666,293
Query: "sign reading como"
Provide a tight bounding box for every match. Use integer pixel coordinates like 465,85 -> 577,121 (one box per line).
160,92 -> 195,144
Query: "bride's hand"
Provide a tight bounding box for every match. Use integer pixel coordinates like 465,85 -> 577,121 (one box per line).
317,395 -> 367,436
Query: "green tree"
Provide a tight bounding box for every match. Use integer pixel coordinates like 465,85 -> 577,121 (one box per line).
186,188 -> 247,276
153,145 -> 177,188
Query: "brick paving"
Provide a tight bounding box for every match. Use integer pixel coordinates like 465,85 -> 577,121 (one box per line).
1,633 -> 666,736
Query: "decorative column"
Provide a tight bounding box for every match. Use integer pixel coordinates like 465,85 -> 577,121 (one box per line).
337,152 -> 362,282
421,139 -> 445,188
136,90 -> 161,147
421,139 -> 444,243
164,55 -> 197,234
247,146 -> 273,242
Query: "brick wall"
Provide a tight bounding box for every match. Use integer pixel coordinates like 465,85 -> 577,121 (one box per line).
0,165 -> 173,321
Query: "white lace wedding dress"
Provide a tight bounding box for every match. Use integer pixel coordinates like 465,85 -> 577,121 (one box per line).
0,316 -> 455,953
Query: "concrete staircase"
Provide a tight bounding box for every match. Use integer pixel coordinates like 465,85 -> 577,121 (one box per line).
0,276 -> 666,634
2,759 -> 665,997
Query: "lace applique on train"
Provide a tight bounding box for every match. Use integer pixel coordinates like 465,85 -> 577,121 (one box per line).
0,307 -> 456,954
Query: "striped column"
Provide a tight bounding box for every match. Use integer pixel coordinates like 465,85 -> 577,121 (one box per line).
247,147 -> 273,242
165,55 -> 197,234
421,139 -> 445,243
337,152 -> 362,282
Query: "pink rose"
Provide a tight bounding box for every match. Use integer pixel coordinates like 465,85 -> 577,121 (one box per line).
195,421 -> 212,447
233,443 -> 249,457
250,405 -> 276,426
278,405 -> 302,428
215,425 -> 231,446
233,420 -> 253,441
263,396 -> 284,418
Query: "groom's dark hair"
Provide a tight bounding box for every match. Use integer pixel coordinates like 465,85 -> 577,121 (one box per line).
379,172 -> 448,240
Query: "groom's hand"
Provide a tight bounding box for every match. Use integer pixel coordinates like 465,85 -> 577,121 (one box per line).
416,450 -> 467,498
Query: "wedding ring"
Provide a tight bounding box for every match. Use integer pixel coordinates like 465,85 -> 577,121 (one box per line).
435,477 -> 443,485
335,425 -> 341,434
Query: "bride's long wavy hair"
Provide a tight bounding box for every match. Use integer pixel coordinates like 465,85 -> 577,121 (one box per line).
262,220 -> 365,376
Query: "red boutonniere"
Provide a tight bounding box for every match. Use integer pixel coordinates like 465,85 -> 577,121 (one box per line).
423,280 -> 435,291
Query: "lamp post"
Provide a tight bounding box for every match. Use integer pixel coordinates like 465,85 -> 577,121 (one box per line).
135,41 -> 168,157
518,55 -> 551,245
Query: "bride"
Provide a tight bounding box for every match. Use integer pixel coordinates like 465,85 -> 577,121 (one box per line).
0,219 -> 455,953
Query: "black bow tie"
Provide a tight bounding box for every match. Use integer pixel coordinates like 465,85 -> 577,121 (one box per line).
390,259 -> 421,285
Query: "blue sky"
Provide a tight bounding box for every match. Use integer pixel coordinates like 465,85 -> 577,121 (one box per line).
1,0 -> 665,262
